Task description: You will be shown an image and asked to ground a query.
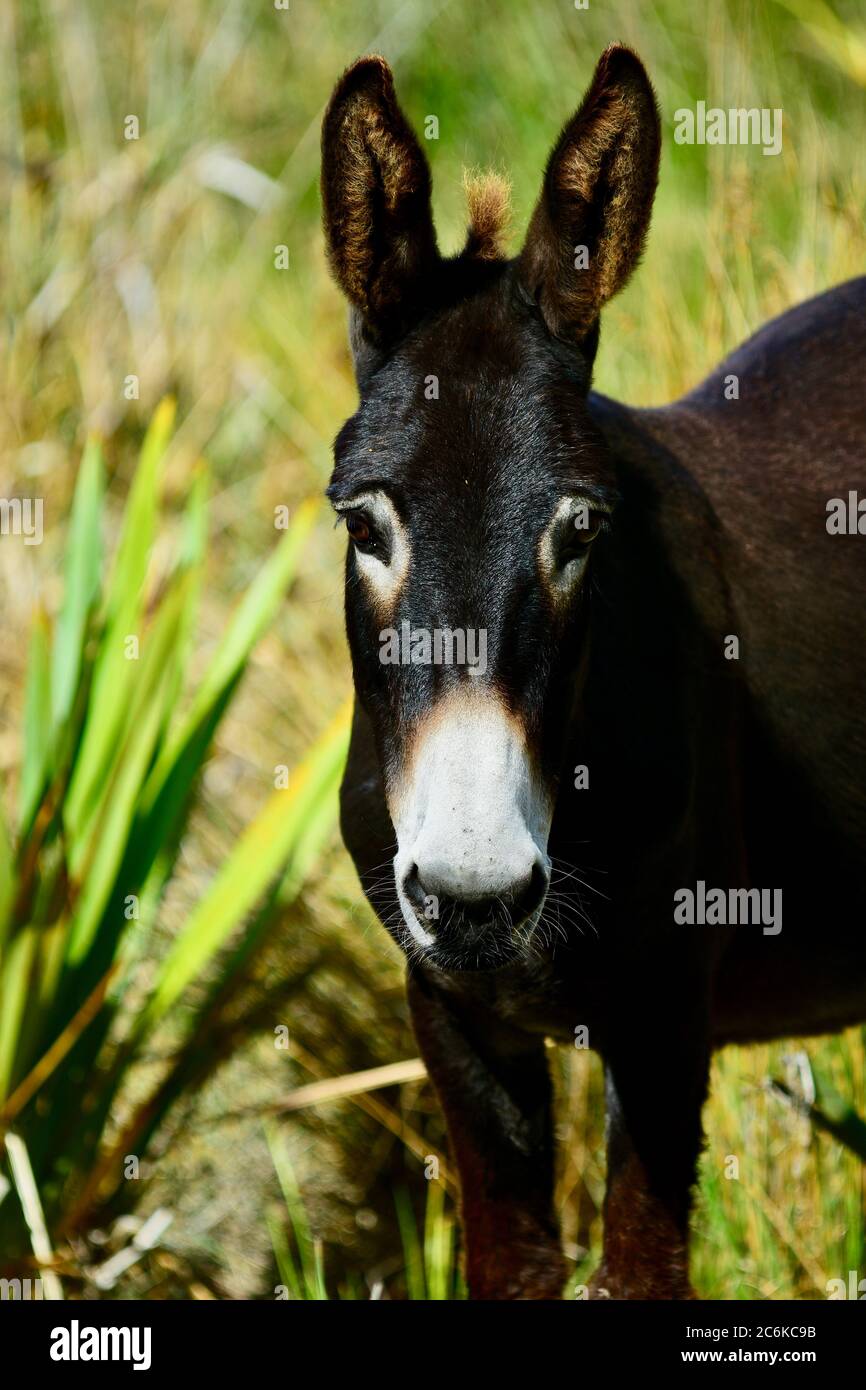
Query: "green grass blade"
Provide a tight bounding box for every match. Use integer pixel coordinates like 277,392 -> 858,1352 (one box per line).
265,1119 -> 326,1300
103,397 -> 176,624
64,400 -> 175,845
51,437 -> 104,730
266,1208 -> 304,1300
64,581 -> 190,965
0,793 -> 14,951
423,1178 -> 452,1301
122,496 -> 320,904
394,1188 -> 425,1301
135,698 -> 350,1036
193,743 -> 347,996
0,927 -> 38,1101
18,609 -> 53,834
139,495 -> 320,820
163,461 -> 210,720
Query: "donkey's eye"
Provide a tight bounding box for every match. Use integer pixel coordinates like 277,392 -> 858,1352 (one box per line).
345,512 -> 375,549
558,510 -> 606,566
346,511 -> 386,558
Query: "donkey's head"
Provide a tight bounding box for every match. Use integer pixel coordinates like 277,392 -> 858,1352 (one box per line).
323,47 -> 660,971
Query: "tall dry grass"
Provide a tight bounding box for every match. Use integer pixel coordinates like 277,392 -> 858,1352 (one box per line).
0,0 -> 863,1297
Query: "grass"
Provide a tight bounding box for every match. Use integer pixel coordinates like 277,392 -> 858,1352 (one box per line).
266,1122 -> 464,1299
0,0 -> 863,1298
0,409 -> 349,1284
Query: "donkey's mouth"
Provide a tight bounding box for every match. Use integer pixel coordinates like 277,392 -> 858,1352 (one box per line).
389,814 -> 552,969
396,874 -> 548,973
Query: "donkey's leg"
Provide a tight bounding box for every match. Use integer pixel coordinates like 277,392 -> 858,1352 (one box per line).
408,971 -> 566,1300
590,989 -> 711,1300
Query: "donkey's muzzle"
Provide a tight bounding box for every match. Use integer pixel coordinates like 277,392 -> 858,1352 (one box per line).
401,859 -> 549,970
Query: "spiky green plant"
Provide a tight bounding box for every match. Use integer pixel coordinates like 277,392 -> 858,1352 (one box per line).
0,406 -> 349,1280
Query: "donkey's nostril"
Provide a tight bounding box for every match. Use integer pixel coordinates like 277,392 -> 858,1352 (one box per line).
402,863 -> 428,913
459,896 -> 503,928
521,858 -> 550,917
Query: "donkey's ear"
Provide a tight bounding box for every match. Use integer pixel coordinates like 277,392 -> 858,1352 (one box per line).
321,56 -> 438,354
517,45 -> 660,350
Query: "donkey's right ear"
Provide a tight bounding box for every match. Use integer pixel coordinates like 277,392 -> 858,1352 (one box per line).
321,56 -> 438,357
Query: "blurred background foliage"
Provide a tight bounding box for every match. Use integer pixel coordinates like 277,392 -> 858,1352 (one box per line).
0,0 -> 864,1299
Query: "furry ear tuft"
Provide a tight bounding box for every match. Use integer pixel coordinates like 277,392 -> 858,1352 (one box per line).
462,170 -> 511,261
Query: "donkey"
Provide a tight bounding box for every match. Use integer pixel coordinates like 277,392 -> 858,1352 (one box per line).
321,45 -> 866,1299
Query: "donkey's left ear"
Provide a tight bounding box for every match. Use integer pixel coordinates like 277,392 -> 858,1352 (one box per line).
518,45 -> 660,351
321,55 -> 438,357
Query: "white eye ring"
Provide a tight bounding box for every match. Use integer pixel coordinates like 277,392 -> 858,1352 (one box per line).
538,495 -> 609,596
334,489 -> 409,600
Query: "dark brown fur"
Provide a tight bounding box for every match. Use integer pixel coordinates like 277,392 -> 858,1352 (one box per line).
321,47 -> 866,1300
517,43 -> 660,343
320,55 -> 438,343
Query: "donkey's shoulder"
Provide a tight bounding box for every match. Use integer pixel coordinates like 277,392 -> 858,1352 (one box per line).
590,276 -> 866,499
589,280 -> 866,821
682,275 -> 866,413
